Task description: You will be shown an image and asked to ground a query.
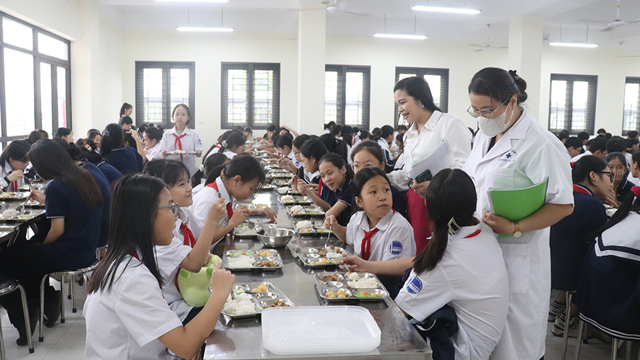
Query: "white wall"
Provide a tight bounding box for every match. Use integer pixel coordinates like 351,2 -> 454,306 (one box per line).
0,0 -> 80,40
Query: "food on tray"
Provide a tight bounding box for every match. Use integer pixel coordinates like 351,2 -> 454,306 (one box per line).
319,274 -> 341,282
296,220 -> 313,230
355,291 -> 383,298
232,288 -> 245,295
281,195 -> 294,203
227,255 -> 255,268
346,272 -> 360,281
310,259 -> 328,265
265,300 -> 290,308
0,193 -> 15,199
234,227 -> 257,236
2,209 -> 18,218
290,205 -> 304,213
347,278 -> 379,289
325,291 -> 336,298
299,228 -> 313,233
337,289 -> 349,298
229,251 -> 251,256
251,283 -> 269,293
223,293 -> 257,315
258,260 -> 278,267
326,251 -> 345,260
254,204 -> 268,208
277,187 -> 289,194
257,250 -> 273,256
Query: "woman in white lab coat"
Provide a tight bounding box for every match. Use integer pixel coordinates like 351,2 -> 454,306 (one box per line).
463,68 -> 573,360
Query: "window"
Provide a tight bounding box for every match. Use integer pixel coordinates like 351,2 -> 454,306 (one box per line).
395,67 -> 449,127
324,65 -> 370,129
221,62 -> 280,129
135,62 -> 195,128
548,74 -> 597,135
0,13 -> 71,147
623,77 -> 640,135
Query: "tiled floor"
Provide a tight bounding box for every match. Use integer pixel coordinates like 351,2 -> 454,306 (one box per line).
1,288 -> 635,359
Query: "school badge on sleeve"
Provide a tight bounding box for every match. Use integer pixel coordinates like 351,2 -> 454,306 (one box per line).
406,276 -> 423,295
388,240 -> 403,255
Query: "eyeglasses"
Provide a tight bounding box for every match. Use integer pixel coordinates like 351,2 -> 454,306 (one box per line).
599,171 -> 614,182
158,203 -> 179,215
467,99 -> 510,118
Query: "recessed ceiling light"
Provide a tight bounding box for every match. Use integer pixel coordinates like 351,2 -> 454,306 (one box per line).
411,6 -> 481,15
176,27 -> 234,32
373,33 -> 428,40
549,42 -> 598,48
156,0 -> 229,3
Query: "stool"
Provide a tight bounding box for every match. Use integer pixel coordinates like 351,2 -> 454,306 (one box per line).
560,290 -> 576,360
574,314 -> 640,360
0,277 -> 34,358
38,262 -> 98,342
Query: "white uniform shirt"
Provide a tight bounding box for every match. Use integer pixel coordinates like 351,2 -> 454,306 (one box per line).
192,179 -> 205,197
0,161 -> 23,191
159,126 -> 203,178
571,150 -> 592,163
463,108 -> 573,360
222,149 -> 237,160
388,111 -> 471,190
377,138 -> 392,165
394,153 -> 405,170
189,177 -> 234,244
84,255 -> 183,360
146,143 -> 163,162
287,150 -> 301,168
346,210 -> 415,261
396,224 -> 509,360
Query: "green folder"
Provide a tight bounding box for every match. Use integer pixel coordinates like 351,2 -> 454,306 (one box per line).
488,178 -> 548,238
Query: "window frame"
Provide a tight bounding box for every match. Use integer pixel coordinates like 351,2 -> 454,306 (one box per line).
221,62 -> 280,130
623,77 -> 640,136
548,73 -> 598,135
394,67 -> 449,127
135,61 -> 196,129
324,64 -> 371,130
0,11 -> 72,147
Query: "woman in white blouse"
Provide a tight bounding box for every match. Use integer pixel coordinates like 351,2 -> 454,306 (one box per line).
387,77 -> 471,254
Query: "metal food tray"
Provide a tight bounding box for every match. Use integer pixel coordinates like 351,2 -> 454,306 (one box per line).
0,209 -> 45,222
269,172 -> 293,179
314,272 -> 388,301
24,200 -> 44,207
288,206 -> 325,218
224,249 -> 283,271
257,184 -> 276,191
222,282 -> 294,319
0,192 -> 30,200
294,220 -> 333,236
233,225 -> 259,239
165,150 -> 197,155
295,246 -> 349,268
280,196 -> 312,206
271,179 -> 290,187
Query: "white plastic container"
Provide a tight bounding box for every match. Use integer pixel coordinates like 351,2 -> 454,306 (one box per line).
261,306 -> 381,355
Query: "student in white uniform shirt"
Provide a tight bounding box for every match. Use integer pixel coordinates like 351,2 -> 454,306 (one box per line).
0,140 -> 30,192
341,169 -> 509,360
571,137 -> 607,162
326,167 -> 415,261
217,131 -> 246,160
463,68 -> 573,360
143,160 -> 228,323
190,153 -> 230,197
160,104 -> 203,177
190,155 -> 276,244
84,174 -> 235,360
143,127 -> 164,162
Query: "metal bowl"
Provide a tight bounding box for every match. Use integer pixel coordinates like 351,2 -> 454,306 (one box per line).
257,228 -> 295,248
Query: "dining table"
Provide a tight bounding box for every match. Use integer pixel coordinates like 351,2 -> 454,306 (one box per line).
203,190 -> 432,360
0,187 -> 46,245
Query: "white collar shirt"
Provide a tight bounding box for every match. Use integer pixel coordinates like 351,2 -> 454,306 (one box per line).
159,126 -> 203,177
387,111 -> 471,190
189,177 -> 234,244
287,150 -> 301,168
146,143 -> 163,162
223,149 -> 237,160
346,210 -> 416,261
0,161 -> 21,190
571,150 -> 592,163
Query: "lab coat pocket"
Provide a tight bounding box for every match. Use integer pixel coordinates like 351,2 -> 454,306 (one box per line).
488,167 -> 515,190
500,242 -> 530,294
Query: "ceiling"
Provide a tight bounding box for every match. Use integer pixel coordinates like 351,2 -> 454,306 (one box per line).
96,0 -> 640,48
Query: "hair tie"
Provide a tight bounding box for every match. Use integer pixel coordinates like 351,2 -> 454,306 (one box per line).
632,186 -> 640,197
447,217 -> 461,235
221,140 -> 228,148
199,164 -> 204,173
102,130 -> 110,137
508,70 -> 520,81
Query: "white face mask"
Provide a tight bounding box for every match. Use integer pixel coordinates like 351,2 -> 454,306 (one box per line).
478,106 -> 513,137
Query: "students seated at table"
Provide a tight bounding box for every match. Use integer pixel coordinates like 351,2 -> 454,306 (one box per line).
26,129 -> 48,145
572,136 -> 607,162
0,140 -> 30,192
143,159 -> 227,323
607,152 -> 635,204
84,174 -> 234,360
326,167 -> 414,261
548,156 -> 609,336
242,126 -> 253,141
341,169 -> 508,360
190,155 -> 274,245
318,133 -> 349,164
274,133 -> 299,168
76,141 -> 123,188
564,137 -> 584,160
101,123 -> 143,175
279,134 -> 310,176
216,131 -> 246,160
350,141 -> 407,218
54,127 -> 73,143
159,104 -> 203,177
377,125 -> 395,171
119,115 -> 133,130
191,153 -> 229,196
0,139 -> 104,345
143,126 -> 164,162
54,139 -> 112,248
292,138 -> 326,192
300,153 -> 354,226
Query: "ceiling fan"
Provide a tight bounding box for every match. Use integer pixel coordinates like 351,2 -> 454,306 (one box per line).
295,0 -> 367,16
468,24 -> 508,52
600,0 -> 640,32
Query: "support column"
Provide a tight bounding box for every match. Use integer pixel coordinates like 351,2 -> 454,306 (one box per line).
296,4 -> 326,134
508,17 -> 543,122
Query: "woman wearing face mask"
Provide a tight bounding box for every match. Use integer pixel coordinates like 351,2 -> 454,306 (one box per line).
463,68 -> 573,360
388,76 -> 471,255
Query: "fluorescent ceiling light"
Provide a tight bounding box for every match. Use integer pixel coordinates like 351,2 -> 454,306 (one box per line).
549,42 -> 598,48
157,0 -> 228,3
373,33 -> 427,40
411,6 -> 481,15
176,27 -> 234,32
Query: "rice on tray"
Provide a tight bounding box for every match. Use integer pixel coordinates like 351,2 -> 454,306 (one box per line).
224,293 -> 257,315
227,255 -> 255,268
